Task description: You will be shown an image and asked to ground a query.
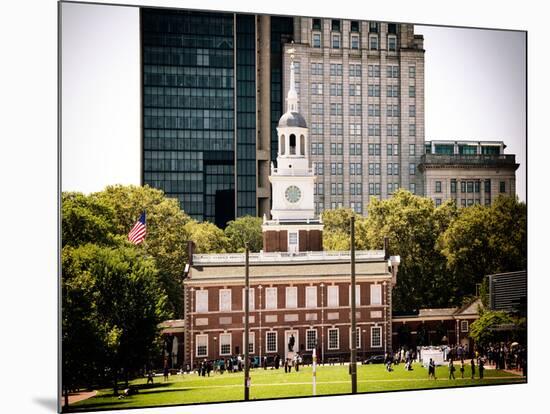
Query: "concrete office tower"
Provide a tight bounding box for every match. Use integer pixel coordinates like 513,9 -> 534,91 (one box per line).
420,140 -> 519,207
284,18 -> 425,214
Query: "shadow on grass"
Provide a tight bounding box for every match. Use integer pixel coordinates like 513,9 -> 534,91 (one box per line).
63,401 -> 126,412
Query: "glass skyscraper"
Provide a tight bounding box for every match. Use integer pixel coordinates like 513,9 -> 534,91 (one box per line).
142,9 -> 270,227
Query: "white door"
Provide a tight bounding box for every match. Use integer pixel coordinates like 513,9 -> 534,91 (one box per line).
288,231 -> 299,253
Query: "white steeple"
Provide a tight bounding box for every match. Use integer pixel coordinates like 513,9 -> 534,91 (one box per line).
269,44 -> 316,222
286,45 -> 298,113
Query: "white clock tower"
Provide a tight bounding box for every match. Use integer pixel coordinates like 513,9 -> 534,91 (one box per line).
270,46 -> 315,221
262,46 -> 323,253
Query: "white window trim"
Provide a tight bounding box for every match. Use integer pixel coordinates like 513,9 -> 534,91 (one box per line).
266,331 -> 278,353
196,290 -> 208,313
242,331 -> 255,354
242,287 -> 255,311
327,285 -> 339,307
286,286 -> 298,309
196,334 -> 208,357
306,286 -> 318,309
371,326 -> 382,348
219,288 -> 232,312
349,327 -> 361,349
328,328 -> 340,350
348,284 -> 361,306
265,287 -> 278,310
370,284 -> 382,305
306,329 -> 318,351
461,320 -> 469,333
219,332 -> 232,356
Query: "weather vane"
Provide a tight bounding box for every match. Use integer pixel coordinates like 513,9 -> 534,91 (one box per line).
287,40 -> 295,63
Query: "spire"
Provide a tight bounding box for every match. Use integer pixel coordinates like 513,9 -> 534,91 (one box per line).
286,44 -> 298,113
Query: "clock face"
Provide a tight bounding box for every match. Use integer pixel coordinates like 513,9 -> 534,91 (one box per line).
285,185 -> 302,203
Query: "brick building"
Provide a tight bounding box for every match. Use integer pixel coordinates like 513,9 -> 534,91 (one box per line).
391,299 -> 482,350
182,55 -> 401,366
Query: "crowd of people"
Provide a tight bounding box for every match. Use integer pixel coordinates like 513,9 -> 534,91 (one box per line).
380,342 -> 526,380
184,353 -> 305,377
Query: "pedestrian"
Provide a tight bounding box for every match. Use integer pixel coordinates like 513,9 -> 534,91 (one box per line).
478,357 -> 485,379
428,358 -> 436,380
470,358 -> 476,379
147,370 -> 154,385
460,360 -> 465,379
448,359 -> 456,380
163,360 -> 169,382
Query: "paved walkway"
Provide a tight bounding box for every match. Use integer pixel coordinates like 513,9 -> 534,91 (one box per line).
62,390 -> 97,407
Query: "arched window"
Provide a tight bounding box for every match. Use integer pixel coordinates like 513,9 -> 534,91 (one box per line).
289,134 -> 296,155
300,135 -> 305,156
280,135 -> 285,155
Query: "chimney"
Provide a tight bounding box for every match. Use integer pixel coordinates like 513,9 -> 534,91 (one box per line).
383,237 -> 389,260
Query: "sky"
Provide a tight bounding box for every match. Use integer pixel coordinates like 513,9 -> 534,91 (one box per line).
61,2 -> 526,201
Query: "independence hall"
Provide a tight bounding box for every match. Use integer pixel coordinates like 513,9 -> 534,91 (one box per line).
182,53 -> 401,366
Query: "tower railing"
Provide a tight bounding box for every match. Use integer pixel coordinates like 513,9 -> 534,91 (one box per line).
271,167 -> 314,176
192,250 -> 385,265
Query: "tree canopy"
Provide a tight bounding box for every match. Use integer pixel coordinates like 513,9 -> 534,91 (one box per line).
62,244 -> 169,393
224,216 -> 263,252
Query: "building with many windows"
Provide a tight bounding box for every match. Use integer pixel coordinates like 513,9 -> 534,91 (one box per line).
141,9 -> 294,226
284,18 -> 426,214
419,140 -> 519,207
141,10 -> 426,224
183,58 -> 400,365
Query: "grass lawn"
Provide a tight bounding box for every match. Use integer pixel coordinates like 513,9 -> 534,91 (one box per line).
69,363 -> 525,411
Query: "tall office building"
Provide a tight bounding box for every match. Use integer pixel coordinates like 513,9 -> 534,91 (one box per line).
141,9 -> 294,227
285,18 -> 425,214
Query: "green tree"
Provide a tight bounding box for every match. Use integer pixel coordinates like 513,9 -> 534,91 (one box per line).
185,220 -> 228,253
62,192 -> 117,247
62,244 -> 169,394
469,309 -> 514,347
93,185 -> 192,317
224,216 -> 263,252
439,196 -> 527,298
323,231 -> 350,251
361,190 -> 459,312
321,208 -> 356,234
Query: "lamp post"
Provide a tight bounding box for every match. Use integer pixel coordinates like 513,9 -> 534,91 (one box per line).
190,287 -> 195,371
258,285 -> 263,363
350,215 -> 357,394
320,283 -> 325,365
244,246 -> 250,401
362,329 -> 366,361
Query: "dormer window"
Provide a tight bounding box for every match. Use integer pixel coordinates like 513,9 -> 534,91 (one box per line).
312,18 -> 321,30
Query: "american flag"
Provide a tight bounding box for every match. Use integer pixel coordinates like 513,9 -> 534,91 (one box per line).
128,212 -> 147,245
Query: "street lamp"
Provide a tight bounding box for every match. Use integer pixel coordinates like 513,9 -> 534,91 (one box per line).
362,329 -> 366,361
350,215 -> 357,394
244,246 -> 250,401
190,287 -> 195,371
320,283 -> 325,365
258,285 -> 263,363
